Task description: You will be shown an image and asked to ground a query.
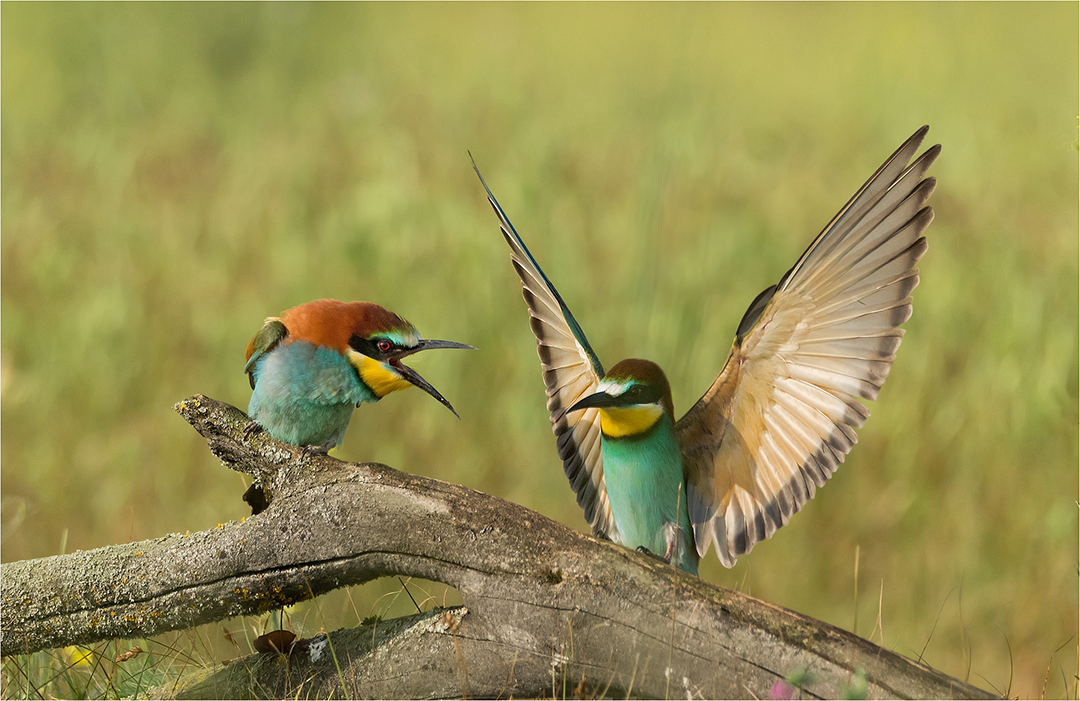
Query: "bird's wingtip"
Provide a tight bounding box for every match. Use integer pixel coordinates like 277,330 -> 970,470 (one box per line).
470,154 -> 497,202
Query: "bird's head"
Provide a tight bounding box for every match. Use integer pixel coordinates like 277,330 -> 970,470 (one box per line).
567,358 -> 675,438
279,300 -> 474,416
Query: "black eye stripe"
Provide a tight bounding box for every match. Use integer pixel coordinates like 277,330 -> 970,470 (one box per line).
349,335 -> 405,359
620,383 -> 662,404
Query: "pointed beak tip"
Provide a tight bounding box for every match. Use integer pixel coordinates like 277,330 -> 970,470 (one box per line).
437,397 -> 462,420
392,360 -> 462,419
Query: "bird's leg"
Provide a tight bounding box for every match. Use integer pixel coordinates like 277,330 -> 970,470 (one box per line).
662,521 -> 679,565
299,439 -> 337,460
299,444 -> 331,460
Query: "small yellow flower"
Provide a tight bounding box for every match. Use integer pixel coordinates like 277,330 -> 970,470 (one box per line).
63,646 -> 94,667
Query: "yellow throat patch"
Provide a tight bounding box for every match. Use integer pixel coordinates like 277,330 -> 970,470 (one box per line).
598,403 -> 663,438
350,351 -> 412,398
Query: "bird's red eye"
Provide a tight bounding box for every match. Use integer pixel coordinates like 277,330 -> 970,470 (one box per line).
377,340 -> 392,353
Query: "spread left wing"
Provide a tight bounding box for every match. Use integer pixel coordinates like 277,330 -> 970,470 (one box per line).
473,160 -> 619,541
677,126 -> 940,567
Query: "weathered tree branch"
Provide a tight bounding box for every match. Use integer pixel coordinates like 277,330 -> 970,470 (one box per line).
1,395 -> 993,699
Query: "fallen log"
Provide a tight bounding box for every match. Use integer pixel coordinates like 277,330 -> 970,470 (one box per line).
0,395 -> 993,698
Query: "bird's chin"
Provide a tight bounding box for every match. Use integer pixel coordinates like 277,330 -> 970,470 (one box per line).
352,353 -> 413,398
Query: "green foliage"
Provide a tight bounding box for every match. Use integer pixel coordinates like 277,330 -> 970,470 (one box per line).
0,578 -> 456,699
841,668 -> 869,700
3,639 -> 180,700
2,4 -> 1077,699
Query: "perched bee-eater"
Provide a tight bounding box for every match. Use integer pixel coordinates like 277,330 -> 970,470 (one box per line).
476,126 -> 939,574
245,299 -> 473,451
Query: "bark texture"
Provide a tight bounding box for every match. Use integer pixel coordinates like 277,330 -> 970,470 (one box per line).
0,395 -> 993,699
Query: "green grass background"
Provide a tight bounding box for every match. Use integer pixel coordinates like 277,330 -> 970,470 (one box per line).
2,3 -> 1077,698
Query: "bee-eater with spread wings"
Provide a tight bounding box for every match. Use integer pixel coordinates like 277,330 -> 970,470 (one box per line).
475,126 -> 939,575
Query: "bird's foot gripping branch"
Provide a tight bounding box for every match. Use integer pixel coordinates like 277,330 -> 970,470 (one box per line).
0,395 -> 991,699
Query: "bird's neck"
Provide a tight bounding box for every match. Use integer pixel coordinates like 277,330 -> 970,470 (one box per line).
347,350 -> 412,399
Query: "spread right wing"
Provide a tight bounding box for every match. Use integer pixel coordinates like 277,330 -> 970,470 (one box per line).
473,161 -> 619,540
677,126 -> 940,567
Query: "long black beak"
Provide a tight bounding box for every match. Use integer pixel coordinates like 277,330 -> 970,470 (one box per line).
390,339 -> 476,418
411,339 -> 477,353
567,390 -> 622,414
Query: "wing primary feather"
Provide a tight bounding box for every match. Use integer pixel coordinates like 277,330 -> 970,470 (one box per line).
780,127 -> 932,293
804,212 -> 932,304
798,179 -> 936,297
245,319 -> 288,388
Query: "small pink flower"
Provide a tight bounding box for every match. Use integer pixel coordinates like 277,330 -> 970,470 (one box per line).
769,679 -> 795,700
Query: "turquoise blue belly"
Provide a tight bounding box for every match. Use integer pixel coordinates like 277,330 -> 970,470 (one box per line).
602,416 -> 698,575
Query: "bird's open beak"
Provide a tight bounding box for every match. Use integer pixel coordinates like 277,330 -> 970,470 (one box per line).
567,389 -> 622,413
389,339 -> 476,418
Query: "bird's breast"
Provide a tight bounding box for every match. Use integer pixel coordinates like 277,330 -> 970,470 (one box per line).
254,341 -> 377,406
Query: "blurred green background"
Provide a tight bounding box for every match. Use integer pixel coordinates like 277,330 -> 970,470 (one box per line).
2,3 -> 1076,698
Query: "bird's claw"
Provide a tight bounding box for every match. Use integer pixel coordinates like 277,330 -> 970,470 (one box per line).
635,545 -> 669,564
299,443 -> 332,460
242,421 -> 263,441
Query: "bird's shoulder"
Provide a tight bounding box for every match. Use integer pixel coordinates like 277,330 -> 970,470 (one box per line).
245,318 -> 289,384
